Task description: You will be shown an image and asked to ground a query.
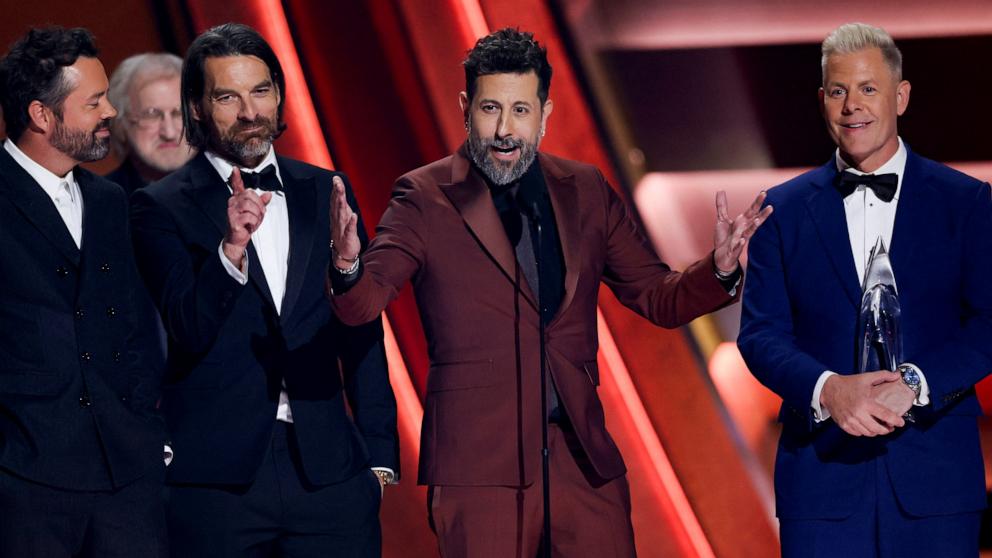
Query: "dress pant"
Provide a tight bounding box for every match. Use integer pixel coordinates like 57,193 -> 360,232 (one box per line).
428,422 -> 636,558
780,457 -> 981,558
166,421 -> 382,558
0,466 -> 167,558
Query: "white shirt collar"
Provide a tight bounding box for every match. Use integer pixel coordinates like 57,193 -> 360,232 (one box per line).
203,146 -> 283,189
834,137 -> 908,199
4,139 -> 77,201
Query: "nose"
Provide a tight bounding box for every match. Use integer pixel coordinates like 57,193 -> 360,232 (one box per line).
842,92 -> 862,115
160,112 -> 181,140
495,112 -> 512,139
102,97 -> 118,120
238,97 -> 259,121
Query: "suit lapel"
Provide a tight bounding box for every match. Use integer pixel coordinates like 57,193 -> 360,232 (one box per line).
0,146 -> 81,266
278,157 -> 316,323
804,162 -> 862,307
540,154 -> 580,321
77,170 -> 113,262
440,147 -> 538,307
183,152 -> 276,309
889,150 -> 931,289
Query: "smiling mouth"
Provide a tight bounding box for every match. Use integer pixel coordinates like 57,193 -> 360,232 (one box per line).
841,122 -> 871,130
490,145 -> 519,159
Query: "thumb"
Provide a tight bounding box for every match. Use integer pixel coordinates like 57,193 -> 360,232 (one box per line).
261,191 -> 273,205
230,167 -> 245,194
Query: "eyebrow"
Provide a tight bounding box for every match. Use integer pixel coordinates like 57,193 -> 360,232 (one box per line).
86,90 -> 106,102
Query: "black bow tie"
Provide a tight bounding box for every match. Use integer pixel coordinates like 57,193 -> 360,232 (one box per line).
834,171 -> 897,202
240,164 -> 282,192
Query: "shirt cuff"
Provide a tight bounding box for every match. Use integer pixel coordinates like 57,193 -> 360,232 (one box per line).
811,370 -> 838,422
164,444 -> 174,466
218,242 -> 248,285
902,362 -> 930,406
371,466 -> 396,485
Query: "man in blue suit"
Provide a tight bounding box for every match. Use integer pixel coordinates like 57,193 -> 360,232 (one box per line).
0,27 -> 168,556
739,22 -> 992,557
130,23 -> 398,557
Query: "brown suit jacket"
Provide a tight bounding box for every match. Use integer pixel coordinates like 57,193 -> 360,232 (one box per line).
332,146 -> 735,486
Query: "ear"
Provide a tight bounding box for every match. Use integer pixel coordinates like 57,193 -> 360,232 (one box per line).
458,91 -> 470,121
190,100 -> 203,122
540,99 -> 553,135
27,100 -> 53,134
817,87 -> 826,117
895,80 -> 911,116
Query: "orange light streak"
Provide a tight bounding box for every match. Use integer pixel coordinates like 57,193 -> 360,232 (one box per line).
245,0 -> 334,169
597,310 -> 716,558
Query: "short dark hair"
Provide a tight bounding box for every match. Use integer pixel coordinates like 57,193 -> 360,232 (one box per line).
463,28 -> 552,105
181,23 -> 286,149
0,27 -> 98,142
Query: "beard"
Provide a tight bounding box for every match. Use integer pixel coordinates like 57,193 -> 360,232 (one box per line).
213,115 -> 278,166
466,125 -> 540,186
50,117 -> 111,162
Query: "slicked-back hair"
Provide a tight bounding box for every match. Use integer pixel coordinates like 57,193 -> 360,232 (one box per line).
181,23 -> 286,150
463,28 -> 552,105
822,22 -> 903,84
0,26 -> 98,142
108,52 -> 183,157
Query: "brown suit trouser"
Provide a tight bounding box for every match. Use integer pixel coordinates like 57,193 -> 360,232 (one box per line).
428,423 -> 636,558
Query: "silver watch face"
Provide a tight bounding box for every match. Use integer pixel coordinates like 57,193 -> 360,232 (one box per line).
900,366 -> 921,390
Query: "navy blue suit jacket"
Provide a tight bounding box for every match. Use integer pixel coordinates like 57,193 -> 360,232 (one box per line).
0,144 -> 166,491
739,147 -> 992,520
130,152 -> 398,486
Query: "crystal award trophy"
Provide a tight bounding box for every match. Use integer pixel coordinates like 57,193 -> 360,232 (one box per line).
857,237 -> 913,421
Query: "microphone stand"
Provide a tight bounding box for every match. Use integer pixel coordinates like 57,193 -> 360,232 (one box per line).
527,201 -> 552,558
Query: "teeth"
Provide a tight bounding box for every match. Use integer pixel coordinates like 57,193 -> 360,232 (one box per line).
845,123 -> 866,128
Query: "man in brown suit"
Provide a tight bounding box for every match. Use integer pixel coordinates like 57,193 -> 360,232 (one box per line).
328,28 -> 771,557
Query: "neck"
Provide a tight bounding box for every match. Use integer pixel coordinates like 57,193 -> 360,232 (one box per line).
840,138 -> 899,174
16,133 -> 77,177
129,155 -> 169,183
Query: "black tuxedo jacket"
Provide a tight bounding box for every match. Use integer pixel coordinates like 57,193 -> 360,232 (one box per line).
0,144 -> 166,491
130,152 -> 398,486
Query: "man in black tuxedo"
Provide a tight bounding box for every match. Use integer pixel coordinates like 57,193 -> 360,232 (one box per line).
130,23 -> 398,557
0,27 -> 168,557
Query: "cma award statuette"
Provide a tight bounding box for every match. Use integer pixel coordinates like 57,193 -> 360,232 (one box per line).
857,237 -> 913,422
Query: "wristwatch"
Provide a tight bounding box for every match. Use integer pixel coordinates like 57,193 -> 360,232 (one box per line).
897,364 -> 922,399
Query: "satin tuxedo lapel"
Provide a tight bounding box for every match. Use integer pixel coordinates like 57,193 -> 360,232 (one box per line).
805,163 -> 862,307
0,147 -> 80,266
183,153 -> 275,310
539,153 -> 581,322
277,156 -> 316,324
440,149 -> 538,308
888,151 -> 932,289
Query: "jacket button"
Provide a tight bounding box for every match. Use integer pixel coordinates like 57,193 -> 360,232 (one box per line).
57,266 -> 69,277
80,351 -> 92,362
100,263 -> 111,273
75,308 -> 85,319
79,394 -> 91,407
106,307 -> 116,317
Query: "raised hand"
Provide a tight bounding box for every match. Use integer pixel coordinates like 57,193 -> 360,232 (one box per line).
222,167 -> 272,269
820,371 -> 905,436
329,176 -> 360,270
713,191 -> 773,273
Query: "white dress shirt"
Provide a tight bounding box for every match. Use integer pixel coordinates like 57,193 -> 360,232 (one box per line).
206,148 -> 295,423
811,138 -> 930,421
4,140 -> 83,247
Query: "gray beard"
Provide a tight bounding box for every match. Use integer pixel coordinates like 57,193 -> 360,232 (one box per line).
466,133 -> 539,186
51,120 -> 110,162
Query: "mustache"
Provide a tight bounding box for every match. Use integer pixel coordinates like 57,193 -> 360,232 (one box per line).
485,137 -> 525,149
94,119 -> 111,132
230,116 -> 274,134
